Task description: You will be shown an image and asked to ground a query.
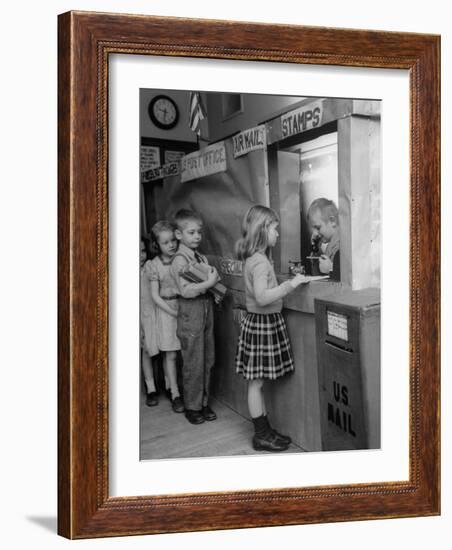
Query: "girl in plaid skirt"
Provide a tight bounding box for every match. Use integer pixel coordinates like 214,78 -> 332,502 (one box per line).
235,205 -> 308,452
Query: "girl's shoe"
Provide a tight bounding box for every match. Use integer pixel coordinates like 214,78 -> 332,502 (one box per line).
270,428 -> 292,445
252,432 -> 289,452
146,392 -> 159,407
172,396 -> 185,413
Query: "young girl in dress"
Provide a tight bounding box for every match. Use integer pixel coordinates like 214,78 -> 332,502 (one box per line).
140,238 -> 159,406
235,205 -> 308,452
147,221 -> 184,413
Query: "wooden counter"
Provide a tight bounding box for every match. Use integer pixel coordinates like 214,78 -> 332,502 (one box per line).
219,271 -> 345,313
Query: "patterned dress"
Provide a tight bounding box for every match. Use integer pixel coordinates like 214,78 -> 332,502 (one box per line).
147,256 -> 181,352
140,263 -> 159,357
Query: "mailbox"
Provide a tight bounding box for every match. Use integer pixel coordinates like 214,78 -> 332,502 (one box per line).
315,289 -> 380,451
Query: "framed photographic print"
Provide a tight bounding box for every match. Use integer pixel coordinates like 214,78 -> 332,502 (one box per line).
58,11 -> 440,538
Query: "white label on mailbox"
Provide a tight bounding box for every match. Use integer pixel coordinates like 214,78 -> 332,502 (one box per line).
327,311 -> 348,341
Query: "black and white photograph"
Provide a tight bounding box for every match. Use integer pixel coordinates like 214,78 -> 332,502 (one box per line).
2,0 -> 447,547
139,89 -> 381,460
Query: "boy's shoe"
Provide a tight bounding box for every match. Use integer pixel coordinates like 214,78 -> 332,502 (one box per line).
252,432 -> 289,452
145,392 -> 159,407
172,396 -> 185,413
201,405 -> 217,421
185,409 -> 205,424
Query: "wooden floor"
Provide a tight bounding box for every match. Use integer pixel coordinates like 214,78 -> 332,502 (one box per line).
140,392 -> 305,460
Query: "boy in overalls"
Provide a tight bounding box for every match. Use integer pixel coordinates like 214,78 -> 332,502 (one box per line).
170,209 -> 220,425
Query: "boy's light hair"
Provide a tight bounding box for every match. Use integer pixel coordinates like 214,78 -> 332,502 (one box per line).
235,204 -> 279,261
173,208 -> 203,231
307,198 -> 339,224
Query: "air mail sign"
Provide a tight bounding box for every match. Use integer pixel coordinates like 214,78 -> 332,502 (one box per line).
232,125 -> 266,158
181,141 -> 227,182
280,101 -> 323,139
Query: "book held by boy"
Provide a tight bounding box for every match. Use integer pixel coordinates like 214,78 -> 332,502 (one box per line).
179,262 -> 227,301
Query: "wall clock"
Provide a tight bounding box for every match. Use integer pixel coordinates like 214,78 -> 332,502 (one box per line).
148,95 -> 179,130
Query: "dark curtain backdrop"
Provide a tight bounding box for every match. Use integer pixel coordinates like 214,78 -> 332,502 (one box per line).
155,139 -> 268,259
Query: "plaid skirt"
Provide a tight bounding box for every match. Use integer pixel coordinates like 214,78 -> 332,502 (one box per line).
235,312 -> 294,380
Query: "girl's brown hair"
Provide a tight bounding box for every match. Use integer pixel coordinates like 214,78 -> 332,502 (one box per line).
150,220 -> 176,254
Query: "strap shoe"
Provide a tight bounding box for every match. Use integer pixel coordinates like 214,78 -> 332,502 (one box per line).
172,396 -> 185,413
145,392 -> 158,407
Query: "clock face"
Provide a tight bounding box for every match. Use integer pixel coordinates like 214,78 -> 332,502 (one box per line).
149,95 -> 179,130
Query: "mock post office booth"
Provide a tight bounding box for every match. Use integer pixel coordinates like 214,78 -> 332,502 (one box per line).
141,90 -> 381,452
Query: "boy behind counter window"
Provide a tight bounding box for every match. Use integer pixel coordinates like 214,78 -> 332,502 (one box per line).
307,198 -> 341,281
170,209 -> 220,425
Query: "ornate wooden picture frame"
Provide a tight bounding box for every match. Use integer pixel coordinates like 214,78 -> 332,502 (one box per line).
58,11 -> 440,538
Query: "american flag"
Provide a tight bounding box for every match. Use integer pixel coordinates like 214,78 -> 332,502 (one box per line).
189,91 -> 207,135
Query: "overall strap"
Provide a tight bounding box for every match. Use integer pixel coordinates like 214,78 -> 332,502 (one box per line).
171,250 -> 193,265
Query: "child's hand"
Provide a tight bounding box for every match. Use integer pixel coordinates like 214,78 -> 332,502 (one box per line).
319,255 -> 333,274
290,273 -> 310,288
168,304 -> 178,317
207,267 -> 220,285
213,293 -> 222,305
